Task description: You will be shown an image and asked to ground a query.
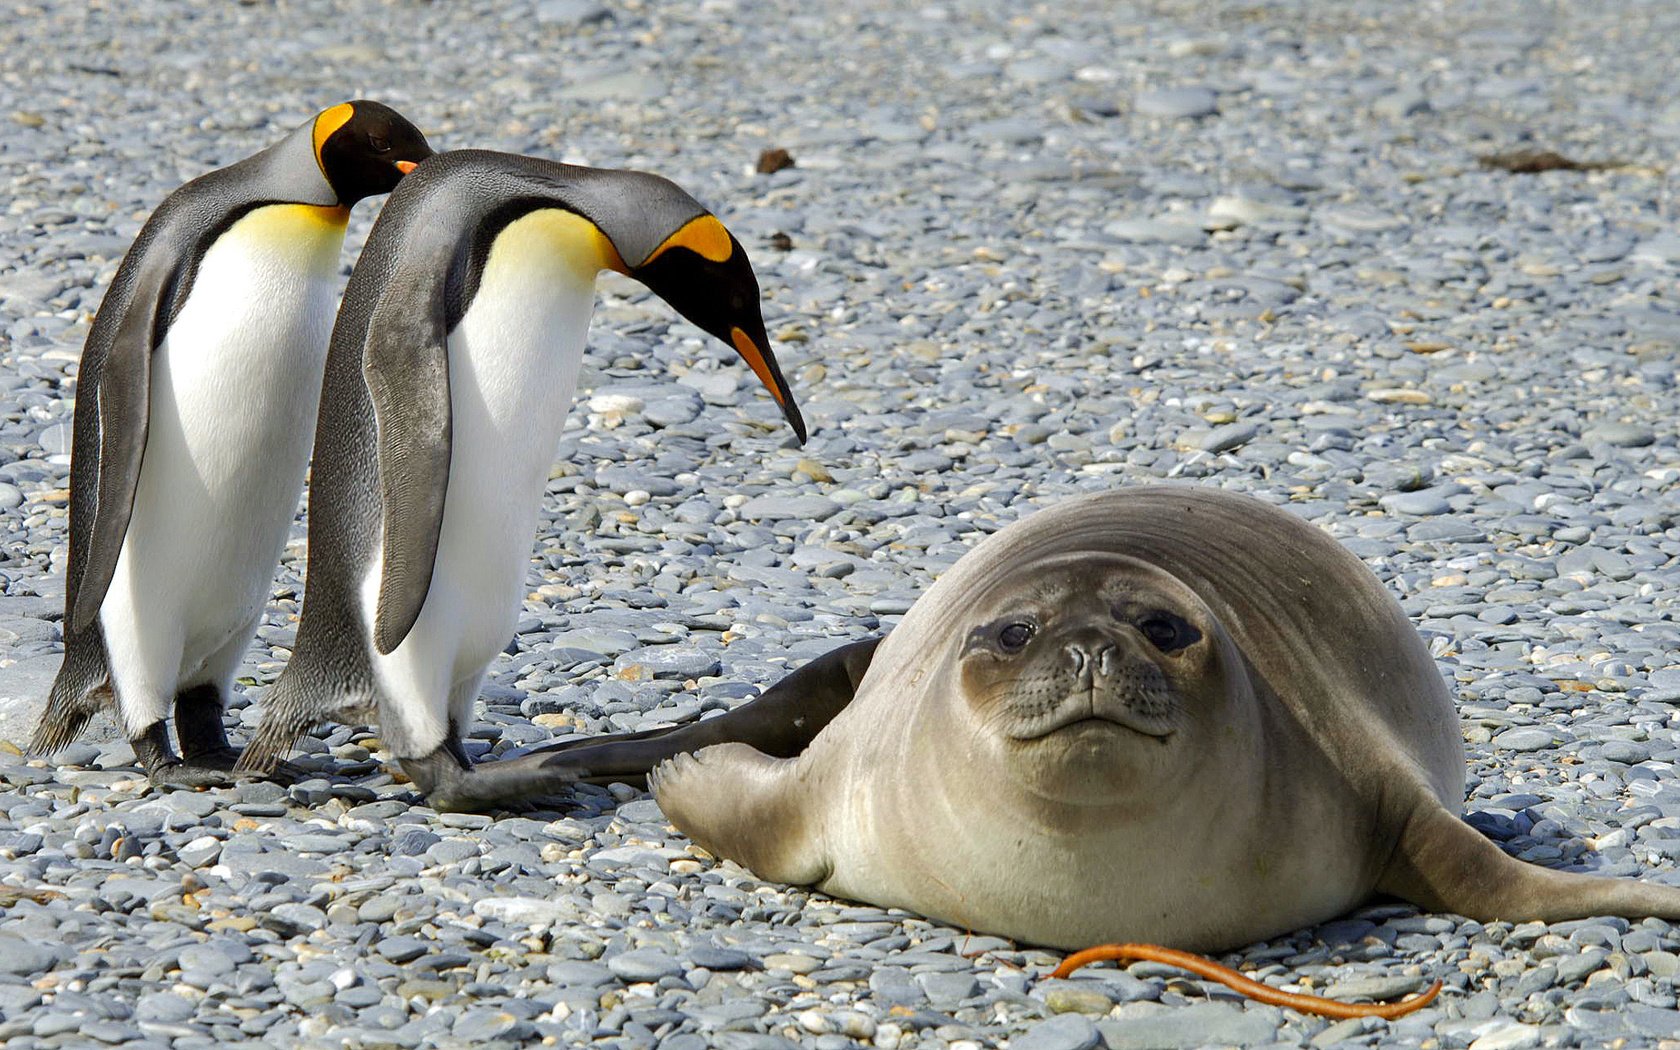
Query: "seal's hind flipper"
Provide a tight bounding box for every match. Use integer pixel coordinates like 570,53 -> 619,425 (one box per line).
508,636 -> 881,788
650,744 -> 830,885
1380,796 -> 1680,923
386,637 -> 882,810
400,742 -> 587,813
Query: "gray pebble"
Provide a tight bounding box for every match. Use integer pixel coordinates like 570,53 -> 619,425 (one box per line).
1584,423 -> 1656,448
393,829 -> 441,856
0,936 -> 56,976
608,949 -> 684,982
1199,422 -> 1260,454
1382,491 -> 1453,516
737,494 -> 841,522
1135,86 -> 1219,119
688,947 -> 755,971
534,0 -> 611,25
1602,740 -> 1653,764
1098,1004 -> 1279,1048
1495,728 -> 1559,753
1012,1013 -> 1100,1050
1374,88 -> 1431,118
611,645 -> 721,679
918,970 -> 979,1005
376,937 -> 430,964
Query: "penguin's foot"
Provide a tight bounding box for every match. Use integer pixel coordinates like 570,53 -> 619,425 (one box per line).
148,759 -> 243,789
180,742 -> 308,785
401,744 -> 590,813
175,685 -> 233,755
132,721 -> 287,788
178,743 -> 243,771
144,750 -> 308,787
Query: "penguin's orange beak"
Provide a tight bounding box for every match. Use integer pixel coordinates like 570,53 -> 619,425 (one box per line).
395,160 -> 420,175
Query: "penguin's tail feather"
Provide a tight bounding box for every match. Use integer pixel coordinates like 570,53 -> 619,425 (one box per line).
30,631 -> 113,755
234,674 -> 326,776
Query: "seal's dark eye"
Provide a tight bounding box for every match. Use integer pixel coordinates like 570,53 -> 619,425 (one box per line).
368,134 -> 391,153
998,622 -> 1035,651
1138,612 -> 1199,652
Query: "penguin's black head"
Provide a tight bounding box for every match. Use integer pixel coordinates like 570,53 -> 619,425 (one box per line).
314,100 -> 434,206
627,216 -> 807,443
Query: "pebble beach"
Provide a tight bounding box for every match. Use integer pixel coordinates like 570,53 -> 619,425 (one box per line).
4,0 -> 1680,1047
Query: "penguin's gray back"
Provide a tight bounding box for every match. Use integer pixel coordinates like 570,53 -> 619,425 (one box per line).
264,150 -> 714,713
40,104 -> 436,768
241,149 -> 787,773
63,124 -> 340,634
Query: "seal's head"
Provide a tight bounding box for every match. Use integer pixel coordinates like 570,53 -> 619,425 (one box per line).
956,552 -> 1240,805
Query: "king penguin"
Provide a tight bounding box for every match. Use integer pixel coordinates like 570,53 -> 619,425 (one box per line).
31,101 -> 434,785
235,149 -> 806,810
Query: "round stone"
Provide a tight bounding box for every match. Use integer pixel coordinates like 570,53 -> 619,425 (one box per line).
736,494 -> 841,522
1134,86 -> 1218,119
607,949 -> 683,982
1494,728 -> 1558,753
0,936 -> 56,976
688,947 -> 755,971
1012,1013 -> 1100,1050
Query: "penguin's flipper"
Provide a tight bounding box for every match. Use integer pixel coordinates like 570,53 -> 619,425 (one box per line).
65,253 -> 177,636
362,235 -> 456,656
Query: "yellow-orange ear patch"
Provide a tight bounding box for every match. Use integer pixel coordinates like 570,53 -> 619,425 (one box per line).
644,215 -> 734,267
312,102 -> 356,176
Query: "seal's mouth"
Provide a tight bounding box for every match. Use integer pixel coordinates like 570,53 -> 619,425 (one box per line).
1034,712 -> 1169,735
1019,711 -> 1176,741
1008,687 -> 1177,741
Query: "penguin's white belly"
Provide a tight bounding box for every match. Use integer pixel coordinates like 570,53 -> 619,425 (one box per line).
102,204 -> 347,695
368,209 -> 613,753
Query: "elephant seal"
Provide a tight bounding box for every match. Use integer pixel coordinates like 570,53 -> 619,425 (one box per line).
529,484 -> 1680,952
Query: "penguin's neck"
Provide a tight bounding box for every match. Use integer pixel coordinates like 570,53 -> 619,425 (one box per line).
451,209 -> 614,428
491,208 -> 618,290
225,203 -> 351,275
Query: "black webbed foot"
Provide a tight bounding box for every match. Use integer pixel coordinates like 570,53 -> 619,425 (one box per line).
400,742 -> 589,813
132,721 -> 239,788
147,760 -> 244,789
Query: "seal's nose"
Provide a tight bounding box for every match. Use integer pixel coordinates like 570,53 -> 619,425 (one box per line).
1067,642 -> 1118,677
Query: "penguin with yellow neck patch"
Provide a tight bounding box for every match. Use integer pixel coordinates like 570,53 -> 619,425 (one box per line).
33,101 -> 434,785
235,149 -> 805,809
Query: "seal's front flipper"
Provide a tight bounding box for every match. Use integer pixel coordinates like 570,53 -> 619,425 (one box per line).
1380,796 -> 1680,923
650,744 -> 830,886
512,636 -> 882,787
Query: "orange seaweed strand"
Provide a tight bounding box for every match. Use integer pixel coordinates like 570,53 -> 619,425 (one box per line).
1051,943 -> 1443,1021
